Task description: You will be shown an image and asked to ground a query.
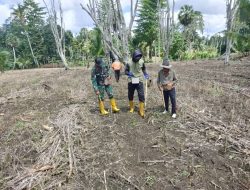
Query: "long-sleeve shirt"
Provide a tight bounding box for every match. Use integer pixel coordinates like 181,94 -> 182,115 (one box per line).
91,63 -> 111,91
157,69 -> 177,86
125,59 -> 146,82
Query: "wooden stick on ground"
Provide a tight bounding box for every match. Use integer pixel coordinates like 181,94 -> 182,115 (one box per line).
104,170 -> 108,190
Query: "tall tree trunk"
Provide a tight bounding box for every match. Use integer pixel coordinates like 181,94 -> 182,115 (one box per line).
165,3 -> 170,57
43,0 -> 69,70
12,47 -> 16,70
225,36 -> 232,64
225,0 -> 233,65
224,0 -> 239,65
25,31 -> 39,67
149,44 -> 153,60
157,0 -> 161,57
159,0 -> 175,58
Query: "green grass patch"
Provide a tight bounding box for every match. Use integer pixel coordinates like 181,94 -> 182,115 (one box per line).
15,121 -> 26,129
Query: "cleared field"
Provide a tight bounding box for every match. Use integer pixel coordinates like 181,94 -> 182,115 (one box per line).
0,58 -> 250,190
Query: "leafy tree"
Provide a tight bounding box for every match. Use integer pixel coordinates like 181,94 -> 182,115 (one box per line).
169,32 -> 185,60
89,28 -> 104,57
65,30 -> 74,60
6,33 -> 20,69
11,0 -> 45,67
208,34 -> 226,55
42,23 -> 58,64
178,5 -> 204,51
178,5 -> 195,27
134,0 -> 159,59
235,0 -> 250,54
77,28 -> 92,62
0,26 -> 7,50
0,51 -> 9,72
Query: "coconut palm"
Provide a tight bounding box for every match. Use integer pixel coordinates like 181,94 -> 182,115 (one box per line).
178,5 -> 204,50
178,5 -> 195,28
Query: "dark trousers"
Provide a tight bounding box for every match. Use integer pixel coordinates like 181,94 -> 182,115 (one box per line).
128,82 -> 145,102
163,88 -> 176,114
114,70 -> 120,82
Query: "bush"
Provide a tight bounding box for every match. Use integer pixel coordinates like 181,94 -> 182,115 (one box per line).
180,47 -> 218,61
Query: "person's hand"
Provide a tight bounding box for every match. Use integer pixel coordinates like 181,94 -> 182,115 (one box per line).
144,73 -> 149,79
127,71 -> 134,77
95,90 -> 100,95
166,82 -> 173,90
104,76 -> 112,85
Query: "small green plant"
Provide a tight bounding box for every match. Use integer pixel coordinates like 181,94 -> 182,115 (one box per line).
130,120 -> 137,128
180,170 -> 189,177
15,121 -> 25,129
145,175 -> 156,187
31,78 -> 39,84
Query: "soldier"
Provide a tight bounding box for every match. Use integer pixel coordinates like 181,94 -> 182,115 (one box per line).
125,49 -> 149,118
91,57 -> 120,115
157,59 -> 177,118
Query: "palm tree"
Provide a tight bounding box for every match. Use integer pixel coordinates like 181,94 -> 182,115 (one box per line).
178,5 -> 195,28
178,5 -> 204,51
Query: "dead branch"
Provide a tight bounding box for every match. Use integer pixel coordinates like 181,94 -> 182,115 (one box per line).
81,0 -> 138,62
43,0 -> 69,69
210,180 -> 222,189
104,170 -> 108,190
140,160 -> 166,163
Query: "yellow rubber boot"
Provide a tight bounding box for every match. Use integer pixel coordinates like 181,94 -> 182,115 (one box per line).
139,101 -> 145,118
99,101 -> 109,115
129,101 -> 134,113
110,98 -> 120,113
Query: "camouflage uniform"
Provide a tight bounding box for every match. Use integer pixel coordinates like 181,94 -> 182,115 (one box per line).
91,59 -> 113,101
91,57 -> 119,115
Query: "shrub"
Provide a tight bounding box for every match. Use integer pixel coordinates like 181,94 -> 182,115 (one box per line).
180,47 -> 218,61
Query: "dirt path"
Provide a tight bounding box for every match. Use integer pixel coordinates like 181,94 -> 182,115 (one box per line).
0,59 -> 249,189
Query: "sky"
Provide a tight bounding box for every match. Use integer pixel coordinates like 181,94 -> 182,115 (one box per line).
0,0 -> 226,37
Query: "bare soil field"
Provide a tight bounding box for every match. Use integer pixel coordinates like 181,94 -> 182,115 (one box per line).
0,58 -> 250,190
